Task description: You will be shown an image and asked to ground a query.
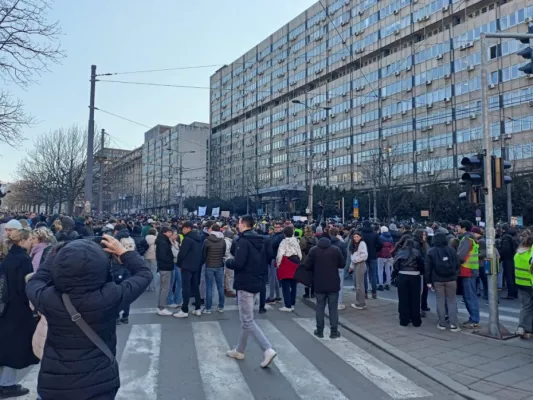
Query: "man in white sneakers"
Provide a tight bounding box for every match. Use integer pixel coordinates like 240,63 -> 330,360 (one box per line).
225,215 -> 277,368
155,227 -> 175,316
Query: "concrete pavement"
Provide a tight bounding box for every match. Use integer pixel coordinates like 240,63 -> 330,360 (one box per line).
304,282 -> 533,400
18,291 -> 463,400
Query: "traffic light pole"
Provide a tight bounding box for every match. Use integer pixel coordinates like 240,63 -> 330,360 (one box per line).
478,32 -> 533,339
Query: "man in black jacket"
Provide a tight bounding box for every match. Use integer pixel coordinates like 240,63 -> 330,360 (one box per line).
361,221 -> 383,298
498,224 -> 518,299
155,227 -> 175,316
304,237 -> 345,339
174,222 -> 203,318
226,215 -> 277,368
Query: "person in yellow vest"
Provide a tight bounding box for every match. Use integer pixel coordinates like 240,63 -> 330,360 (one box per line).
514,236 -> 533,338
456,220 -> 480,329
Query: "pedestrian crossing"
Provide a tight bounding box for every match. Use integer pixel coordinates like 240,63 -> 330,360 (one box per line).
18,317 -> 440,400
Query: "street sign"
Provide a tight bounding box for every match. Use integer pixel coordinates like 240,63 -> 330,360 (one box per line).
475,209 -> 482,217
476,216 -> 481,222
353,198 -> 359,208
352,198 -> 359,219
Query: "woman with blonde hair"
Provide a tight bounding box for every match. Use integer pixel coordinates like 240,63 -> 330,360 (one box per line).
0,229 -> 38,398
30,228 -> 55,272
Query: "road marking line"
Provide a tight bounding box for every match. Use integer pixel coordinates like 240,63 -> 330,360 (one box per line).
116,324 -> 161,400
295,318 -> 433,399
192,321 -> 254,400
130,304 -> 271,314
257,320 -> 349,400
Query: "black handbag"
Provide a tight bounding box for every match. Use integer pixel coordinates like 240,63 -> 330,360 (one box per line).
61,293 -> 115,363
293,263 -> 313,287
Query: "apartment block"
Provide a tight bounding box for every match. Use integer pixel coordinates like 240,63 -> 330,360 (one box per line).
106,146 -> 143,213
208,0 -> 533,201
141,122 -> 209,214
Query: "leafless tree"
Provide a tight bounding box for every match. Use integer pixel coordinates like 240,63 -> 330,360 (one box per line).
416,150 -> 448,219
0,0 -> 64,146
361,147 -> 412,221
17,126 -> 90,215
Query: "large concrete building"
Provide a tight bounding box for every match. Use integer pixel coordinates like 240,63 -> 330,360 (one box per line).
106,146 -> 143,214
208,0 -> 533,205
141,122 -> 209,214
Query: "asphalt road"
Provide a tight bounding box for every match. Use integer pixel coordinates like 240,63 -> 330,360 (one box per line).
18,288 -> 467,400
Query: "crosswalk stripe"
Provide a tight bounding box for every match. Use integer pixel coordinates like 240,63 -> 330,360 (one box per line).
192,321 -> 254,400
130,304 -> 272,314
295,318 -> 433,399
116,324 -> 161,399
257,319 -> 349,400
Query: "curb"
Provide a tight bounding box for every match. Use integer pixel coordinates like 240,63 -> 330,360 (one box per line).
301,297 -> 496,400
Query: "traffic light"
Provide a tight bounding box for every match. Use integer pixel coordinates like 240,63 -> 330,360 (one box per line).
518,24 -> 533,75
336,200 -> 342,210
492,157 -> 512,189
458,155 -> 484,204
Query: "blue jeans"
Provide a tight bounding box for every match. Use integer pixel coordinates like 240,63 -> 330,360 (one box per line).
166,266 -> 183,306
281,279 -> 297,308
205,267 -> 225,310
364,259 -> 378,294
268,259 -> 280,298
462,271 -> 480,324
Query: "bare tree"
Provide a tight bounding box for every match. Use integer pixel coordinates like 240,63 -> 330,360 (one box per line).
0,0 -> 64,146
416,150 -> 448,219
17,126 -> 89,215
361,147 -> 412,221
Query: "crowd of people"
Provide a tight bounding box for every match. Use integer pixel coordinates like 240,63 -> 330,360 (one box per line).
0,211 -> 532,399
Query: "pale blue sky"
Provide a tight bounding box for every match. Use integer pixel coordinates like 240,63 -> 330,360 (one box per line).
0,0 -> 316,181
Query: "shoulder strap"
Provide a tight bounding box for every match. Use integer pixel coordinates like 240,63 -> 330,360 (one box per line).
61,293 -> 115,363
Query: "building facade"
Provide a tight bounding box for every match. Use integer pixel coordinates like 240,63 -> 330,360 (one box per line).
208,0 -> 533,201
141,122 -> 209,214
106,146 -> 143,213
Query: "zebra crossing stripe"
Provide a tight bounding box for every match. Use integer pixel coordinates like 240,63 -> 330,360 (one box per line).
116,324 -> 161,399
257,320 -> 349,400
295,318 -> 433,399
192,321 -> 254,400
130,304 -> 272,314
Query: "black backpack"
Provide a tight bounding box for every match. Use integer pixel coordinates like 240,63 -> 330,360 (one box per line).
433,250 -> 457,278
136,238 -> 149,257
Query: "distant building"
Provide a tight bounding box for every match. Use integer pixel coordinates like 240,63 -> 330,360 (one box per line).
208,0 -> 533,209
106,146 -> 143,213
141,122 -> 209,214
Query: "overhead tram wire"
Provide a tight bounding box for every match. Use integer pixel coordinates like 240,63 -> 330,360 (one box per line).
97,64 -> 224,77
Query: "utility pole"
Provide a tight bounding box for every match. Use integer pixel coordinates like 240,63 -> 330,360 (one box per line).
478,31 -> 533,339
503,147 -> 512,223
84,65 -> 97,216
97,129 -> 106,215
307,155 -> 314,222
178,156 -> 184,217
341,197 -> 345,224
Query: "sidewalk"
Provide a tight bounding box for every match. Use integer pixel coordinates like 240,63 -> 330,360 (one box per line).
302,288 -> 533,400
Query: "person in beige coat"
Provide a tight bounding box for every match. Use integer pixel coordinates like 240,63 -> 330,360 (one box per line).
144,229 -> 157,291
25,272 -> 46,360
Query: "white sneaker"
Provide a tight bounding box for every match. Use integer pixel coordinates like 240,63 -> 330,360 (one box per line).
291,306 -> 295,311
167,303 -> 180,309
226,349 -> 245,360
157,309 -> 173,316
173,310 -> 188,318
216,307 -> 224,313
279,307 -> 293,312
260,348 -> 277,368
192,309 -> 202,316
202,308 -> 212,315
338,304 -> 346,310
350,304 -> 366,310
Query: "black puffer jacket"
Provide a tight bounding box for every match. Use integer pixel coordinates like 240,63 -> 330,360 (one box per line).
226,230 -> 265,293
176,231 -> 203,272
155,233 -> 174,271
393,248 -> 424,275
203,234 -> 226,268
303,238 -> 345,293
25,240 -> 152,400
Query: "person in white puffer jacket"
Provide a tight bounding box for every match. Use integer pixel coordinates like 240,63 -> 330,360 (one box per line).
223,230 -> 236,297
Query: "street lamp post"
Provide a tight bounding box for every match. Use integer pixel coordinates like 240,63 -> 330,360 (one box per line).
178,150 -> 196,217
291,99 -> 331,222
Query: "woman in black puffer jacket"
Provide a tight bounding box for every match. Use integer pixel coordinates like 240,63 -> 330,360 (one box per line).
26,235 -> 152,400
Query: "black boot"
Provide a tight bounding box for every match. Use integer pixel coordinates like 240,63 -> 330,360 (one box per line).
330,329 -> 341,339
314,329 -> 324,338
0,384 -> 30,398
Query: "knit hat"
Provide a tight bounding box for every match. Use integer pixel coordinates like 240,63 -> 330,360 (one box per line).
389,223 -> 398,231
4,219 -> 22,229
61,216 -> 75,231
380,226 -> 389,233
